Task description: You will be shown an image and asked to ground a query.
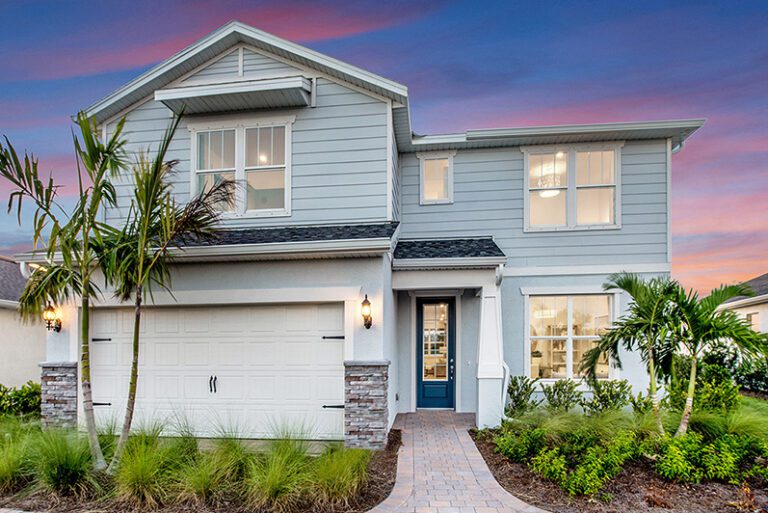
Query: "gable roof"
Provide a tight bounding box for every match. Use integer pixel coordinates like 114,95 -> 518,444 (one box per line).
0,260 -> 26,303
724,272 -> 768,305
84,21 -> 409,125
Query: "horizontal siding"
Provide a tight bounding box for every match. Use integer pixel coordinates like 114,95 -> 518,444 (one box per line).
183,50 -> 240,83
243,49 -> 300,78
398,140 -> 669,267
105,77 -> 388,228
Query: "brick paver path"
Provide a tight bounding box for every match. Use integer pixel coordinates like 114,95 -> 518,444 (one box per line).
370,410 -> 549,513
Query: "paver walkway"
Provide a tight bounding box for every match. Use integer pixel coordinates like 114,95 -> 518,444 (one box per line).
370,411 -> 549,513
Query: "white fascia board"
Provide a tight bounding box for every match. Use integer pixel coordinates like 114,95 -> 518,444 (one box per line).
718,294 -> 768,311
465,119 -> 706,140
155,76 -> 311,102
169,237 -> 394,261
392,256 -> 507,270
0,299 -> 19,310
85,21 -> 408,121
503,263 -> 671,277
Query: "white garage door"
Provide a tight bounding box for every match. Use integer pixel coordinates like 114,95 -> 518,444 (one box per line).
90,303 -> 345,439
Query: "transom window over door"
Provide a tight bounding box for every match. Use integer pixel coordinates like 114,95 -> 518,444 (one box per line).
191,116 -> 293,217
528,294 -> 612,379
523,143 -> 622,231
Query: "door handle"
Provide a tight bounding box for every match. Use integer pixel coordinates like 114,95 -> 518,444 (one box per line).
213,375 -> 218,394
209,376 -> 213,393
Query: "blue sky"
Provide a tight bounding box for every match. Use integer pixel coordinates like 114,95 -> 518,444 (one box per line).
0,0 -> 766,291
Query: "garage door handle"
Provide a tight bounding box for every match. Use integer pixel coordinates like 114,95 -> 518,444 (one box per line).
213,376 -> 217,393
93,402 -> 112,406
209,376 -> 213,393
322,404 -> 345,409
322,336 -> 345,340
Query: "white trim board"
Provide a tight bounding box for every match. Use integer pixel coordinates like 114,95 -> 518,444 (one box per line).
504,263 -> 671,277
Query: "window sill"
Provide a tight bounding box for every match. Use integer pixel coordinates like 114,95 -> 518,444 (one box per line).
221,210 -> 291,220
524,224 -> 621,233
419,200 -> 454,206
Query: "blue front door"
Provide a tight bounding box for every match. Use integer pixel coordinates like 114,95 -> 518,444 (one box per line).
416,298 -> 455,409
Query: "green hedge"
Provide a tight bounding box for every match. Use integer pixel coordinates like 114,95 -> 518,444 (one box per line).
0,382 -> 41,417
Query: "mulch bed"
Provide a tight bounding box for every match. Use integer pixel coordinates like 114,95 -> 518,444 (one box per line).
471,430 -> 768,513
0,429 -> 402,513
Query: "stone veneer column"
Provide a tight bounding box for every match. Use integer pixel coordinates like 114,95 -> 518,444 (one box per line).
40,362 -> 78,428
344,360 -> 389,450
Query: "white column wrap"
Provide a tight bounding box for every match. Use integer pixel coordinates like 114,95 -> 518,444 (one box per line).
476,285 -> 505,428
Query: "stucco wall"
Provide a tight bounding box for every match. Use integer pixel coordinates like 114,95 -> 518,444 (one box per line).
0,308 -> 47,388
729,303 -> 768,333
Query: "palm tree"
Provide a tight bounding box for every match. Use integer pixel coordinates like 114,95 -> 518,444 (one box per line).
671,284 -> 768,437
102,115 -> 234,472
580,272 -> 678,436
0,113 -> 127,470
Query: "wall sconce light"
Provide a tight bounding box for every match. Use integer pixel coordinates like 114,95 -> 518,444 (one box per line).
43,304 -> 62,332
361,295 -> 372,329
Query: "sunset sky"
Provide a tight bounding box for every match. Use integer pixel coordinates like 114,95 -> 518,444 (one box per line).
0,0 -> 765,292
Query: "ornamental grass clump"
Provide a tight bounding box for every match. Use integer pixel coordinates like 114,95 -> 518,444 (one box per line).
0,438 -> 32,494
33,430 -> 98,497
176,451 -> 229,505
245,438 -> 312,512
310,445 -> 371,506
115,434 -> 180,507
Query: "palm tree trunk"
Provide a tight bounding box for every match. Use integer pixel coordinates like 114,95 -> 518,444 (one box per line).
647,345 -> 665,436
108,287 -> 142,473
80,295 -> 107,471
675,356 -> 697,437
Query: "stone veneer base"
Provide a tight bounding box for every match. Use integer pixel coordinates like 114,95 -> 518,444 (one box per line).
40,362 -> 77,429
344,360 -> 389,450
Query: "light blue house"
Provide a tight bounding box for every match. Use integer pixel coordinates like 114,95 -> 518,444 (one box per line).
35,21 -> 703,449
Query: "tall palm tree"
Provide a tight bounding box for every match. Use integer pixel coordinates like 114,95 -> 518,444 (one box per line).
671,284 -> 767,437
103,115 -> 234,471
0,113 -> 127,470
580,272 -> 678,436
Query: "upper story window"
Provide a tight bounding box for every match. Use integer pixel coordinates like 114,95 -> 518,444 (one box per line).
529,294 -> 612,380
523,143 -> 622,231
418,151 -> 455,205
191,115 -> 294,217
746,312 -> 761,331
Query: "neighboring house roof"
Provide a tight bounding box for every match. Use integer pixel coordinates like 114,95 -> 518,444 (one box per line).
724,272 -> 768,307
0,259 -> 26,304
392,238 -> 507,270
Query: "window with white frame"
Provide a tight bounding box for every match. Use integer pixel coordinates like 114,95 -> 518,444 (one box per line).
525,144 -> 621,230
193,117 -> 292,216
746,312 -> 761,331
529,294 -> 612,379
418,151 -> 455,204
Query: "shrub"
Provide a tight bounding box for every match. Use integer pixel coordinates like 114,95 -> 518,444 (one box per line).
667,358 -> 741,413
564,431 -> 638,496
495,427 -> 546,463
310,445 -> 370,506
0,382 -> 41,417
630,391 -> 654,415
701,436 -> 739,482
506,376 -> 542,416
33,430 -> 97,496
656,433 -> 703,483
530,448 -> 567,483
581,380 -> 632,415
542,380 -> 583,412
245,438 -> 311,512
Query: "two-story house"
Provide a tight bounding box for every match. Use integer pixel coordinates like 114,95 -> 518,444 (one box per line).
32,21 -> 703,449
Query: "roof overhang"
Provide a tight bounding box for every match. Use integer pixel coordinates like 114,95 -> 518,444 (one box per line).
84,21 -> 408,124
0,299 -> 18,310
155,77 -> 312,115
392,256 -> 507,270
403,119 -> 705,152
719,294 -> 768,310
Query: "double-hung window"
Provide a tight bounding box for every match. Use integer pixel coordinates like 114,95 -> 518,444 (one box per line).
528,294 -> 613,380
524,143 -> 622,230
192,116 -> 293,216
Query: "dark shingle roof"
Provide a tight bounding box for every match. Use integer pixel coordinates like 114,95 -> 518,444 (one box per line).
724,272 -> 768,304
0,260 -> 26,302
182,222 -> 399,247
393,238 -> 505,259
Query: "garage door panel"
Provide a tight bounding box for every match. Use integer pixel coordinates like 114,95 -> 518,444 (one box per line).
92,341 -> 119,366
91,302 -> 345,440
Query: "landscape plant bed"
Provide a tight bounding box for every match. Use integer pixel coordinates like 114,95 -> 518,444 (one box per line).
472,430 -> 768,513
0,429 -> 401,513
